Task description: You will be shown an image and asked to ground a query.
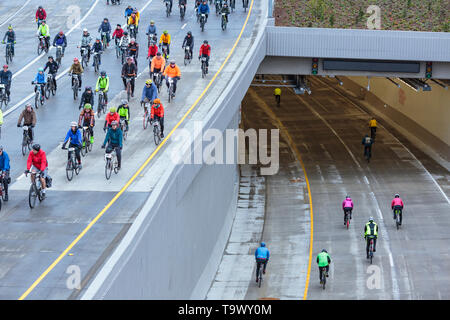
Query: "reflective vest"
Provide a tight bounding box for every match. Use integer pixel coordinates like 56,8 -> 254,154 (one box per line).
369,119 -> 377,127
317,252 -> 330,267
274,88 -> 281,96
365,222 -> 378,237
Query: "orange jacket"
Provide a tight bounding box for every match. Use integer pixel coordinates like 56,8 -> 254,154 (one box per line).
151,56 -> 166,72
151,103 -> 164,118
163,64 -> 181,78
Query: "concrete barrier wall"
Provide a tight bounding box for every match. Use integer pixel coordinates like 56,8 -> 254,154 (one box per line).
81,0 -> 269,300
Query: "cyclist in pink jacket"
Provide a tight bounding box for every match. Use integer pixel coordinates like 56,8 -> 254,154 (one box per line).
342,195 -> 354,224
391,194 -> 404,225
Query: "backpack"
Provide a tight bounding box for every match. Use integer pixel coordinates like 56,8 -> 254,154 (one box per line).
364,137 -> 371,145
45,175 -> 52,188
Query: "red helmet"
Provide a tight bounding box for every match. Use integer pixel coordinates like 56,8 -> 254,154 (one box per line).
73,57 -> 79,62
59,30 -> 64,35
3,65 -> 8,69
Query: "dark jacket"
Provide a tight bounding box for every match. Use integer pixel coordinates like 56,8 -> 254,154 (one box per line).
98,21 -> 111,33
182,35 -> 194,48
80,91 -> 94,106
0,70 -> 12,84
44,60 -> 59,74
3,30 -> 15,43
121,62 -> 137,77
92,41 -> 103,53
103,127 -> 123,147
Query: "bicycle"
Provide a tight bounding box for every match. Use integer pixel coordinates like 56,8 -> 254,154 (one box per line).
26,169 -> 45,209
142,101 -> 152,129
152,118 -> 162,145
394,207 -> 402,230
320,266 -> 328,289
128,24 -> 137,39
124,76 -> 134,102
183,46 -> 192,65
367,236 -> 375,264
63,146 -> 81,181
0,170 -> 9,202
69,73 -> 81,100
104,147 -> 119,180
20,125 -> 33,156
96,90 -> 107,118
45,73 -> 56,98
221,13 -> 228,30
364,147 -> 371,163
79,46 -> 89,68
120,118 -> 128,141
33,82 -> 45,109
243,0 -> 248,12
179,2 -> 186,20
255,259 -> 266,288
55,45 -> 63,67
161,45 -> 169,60
120,45 -> 127,64
37,36 -> 48,55
201,56 -> 208,78
343,209 -> 351,229
80,126 -> 93,156
200,13 -> 206,32
101,31 -> 108,50
114,39 -> 121,58
92,51 -> 102,74
147,33 -> 156,48
167,77 -> 175,103
0,84 -> 9,109
154,72 -> 162,93
165,0 -> 172,17
4,42 -> 13,64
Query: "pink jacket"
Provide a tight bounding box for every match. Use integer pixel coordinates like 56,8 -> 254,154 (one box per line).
342,198 -> 353,209
391,198 -> 404,208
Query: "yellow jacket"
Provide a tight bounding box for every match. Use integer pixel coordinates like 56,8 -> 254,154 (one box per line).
159,33 -> 171,44
369,119 -> 377,127
128,13 -> 139,26
274,88 -> 281,96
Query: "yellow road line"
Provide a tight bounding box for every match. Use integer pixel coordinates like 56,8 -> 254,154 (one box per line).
247,88 -> 314,300
19,0 -> 256,300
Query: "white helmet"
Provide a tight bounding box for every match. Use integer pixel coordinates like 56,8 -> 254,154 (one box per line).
71,121 -> 78,127
83,28 -> 88,32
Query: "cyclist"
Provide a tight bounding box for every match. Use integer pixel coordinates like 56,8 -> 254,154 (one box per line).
369,117 -> 377,140
342,195 -> 354,224
2,25 -> 16,57
219,2 -> 230,23
102,120 -> 123,170
199,40 -> 211,74
37,20 -> 50,50
362,134 -> 373,160
104,107 -> 120,132
62,122 -> 83,169
91,38 -> 104,67
364,217 -> 378,259
147,39 -> 158,61
127,11 -> 139,34
254,242 -> 269,283
391,193 -> 404,225
159,30 -> 171,58
141,79 -> 158,109
146,20 -> 157,38
79,28 -> 92,62
98,18 -> 111,48
96,71 -> 109,105
197,1 -> 210,23
119,30 -> 131,55
79,86 -> 94,110
150,52 -> 166,83
25,144 -> 48,199
35,6 -> 47,27
69,57 -> 84,91
274,87 -> 281,105
121,56 -> 137,97
124,5 -> 134,23
17,103 -> 36,144
182,31 -> 194,59
52,30 -> 67,56
78,103 -> 95,145
117,100 -> 130,132
150,98 -> 165,138
32,67 -> 46,99
112,24 -> 124,47
127,38 -> 139,66
44,56 -> 58,90
0,146 -> 11,201
0,65 -> 12,101
316,249 -> 331,283
164,0 -> 173,13
163,60 -> 181,97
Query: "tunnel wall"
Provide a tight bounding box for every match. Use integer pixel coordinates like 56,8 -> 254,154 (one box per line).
81,1 -> 269,300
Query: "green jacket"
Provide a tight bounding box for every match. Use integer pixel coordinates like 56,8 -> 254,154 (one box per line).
364,222 -> 378,237
38,24 -> 50,37
117,104 -> 129,120
96,76 -> 109,91
317,252 -> 331,267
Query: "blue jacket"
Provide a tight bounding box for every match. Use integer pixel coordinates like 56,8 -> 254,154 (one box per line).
53,34 -> 67,46
146,25 -> 156,35
198,3 -> 210,14
0,70 -> 12,84
255,247 -> 270,260
124,7 -> 133,17
98,21 -> 111,33
0,151 -> 10,171
34,72 -> 46,84
103,127 -> 123,147
141,82 -> 158,102
64,128 -> 82,146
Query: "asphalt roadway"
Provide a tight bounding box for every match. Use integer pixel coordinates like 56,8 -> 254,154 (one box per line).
0,0 -> 259,299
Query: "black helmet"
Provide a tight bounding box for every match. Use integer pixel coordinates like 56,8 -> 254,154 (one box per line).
38,6 -> 43,9
123,31 -> 128,35
48,56 -> 53,60
100,71 -> 106,76
32,144 -> 41,151
394,194 -> 400,198
104,17 -> 108,21
86,86 -> 92,91
203,40 -> 208,44
322,249 -> 327,253
187,31 -> 192,36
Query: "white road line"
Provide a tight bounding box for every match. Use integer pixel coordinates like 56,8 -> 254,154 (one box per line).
0,0 -> 32,28
181,23 -> 187,29
140,0 -> 154,14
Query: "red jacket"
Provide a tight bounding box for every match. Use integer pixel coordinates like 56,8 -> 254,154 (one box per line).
112,28 -> 124,39
105,112 -> 120,125
148,44 -> 158,58
36,9 -> 47,20
27,149 -> 48,171
199,44 -> 211,56
151,103 -> 164,118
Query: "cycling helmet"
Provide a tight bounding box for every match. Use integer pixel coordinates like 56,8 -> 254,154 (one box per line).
8,25 -> 12,30
83,28 -> 88,32
156,52 -> 161,56
85,86 -> 92,91
394,194 -> 400,198
48,56 -> 54,60
203,40 -> 208,44
73,57 -> 79,62
84,103 -> 92,109
38,6 -> 43,9
70,121 -> 78,127
322,249 -> 327,253
123,31 -> 128,35
111,120 -> 118,126
153,98 -> 161,104
103,17 -> 108,21
133,9 -> 137,13
109,107 -> 116,112
170,60 -> 176,65
346,195 -> 350,199
32,144 -> 41,151
3,65 -> 8,69
369,216 -> 374,222
150,20 -> 155,24
117,24 -> 121,27
59,30 -> 64,35
187,31 -> 192,36
163,30 -> 168,34
100,71 -> 106,76
41,20 -> 46,23
260,242 -> 266,247
130,38 -> 135,42
121,99 -> 128,105
145,79 -> 153,85
38,67 -> 44,72
25,103 -> 32,108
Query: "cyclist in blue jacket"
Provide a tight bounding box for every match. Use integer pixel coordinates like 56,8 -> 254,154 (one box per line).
197,1 -> 210,23
32,67 -> 47,100
0,146 -> 11,201
62,122 -> 83,168
254,242 -> 270,282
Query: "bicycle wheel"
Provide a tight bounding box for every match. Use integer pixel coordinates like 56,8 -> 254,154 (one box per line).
28,184 -> 37,208
75,161 -> 81,175
5,48 -> 10,64
66,160 -> 74,181
105,158 -> 112,180
127,83 -> 131,102
37,42 -> 43,55
80,141 -> 87,157
322,273 -> 326,290
154,126 -> 161,145
34,92 -> 40,109
143,111 -> 148,130
44,85 -> 50,99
